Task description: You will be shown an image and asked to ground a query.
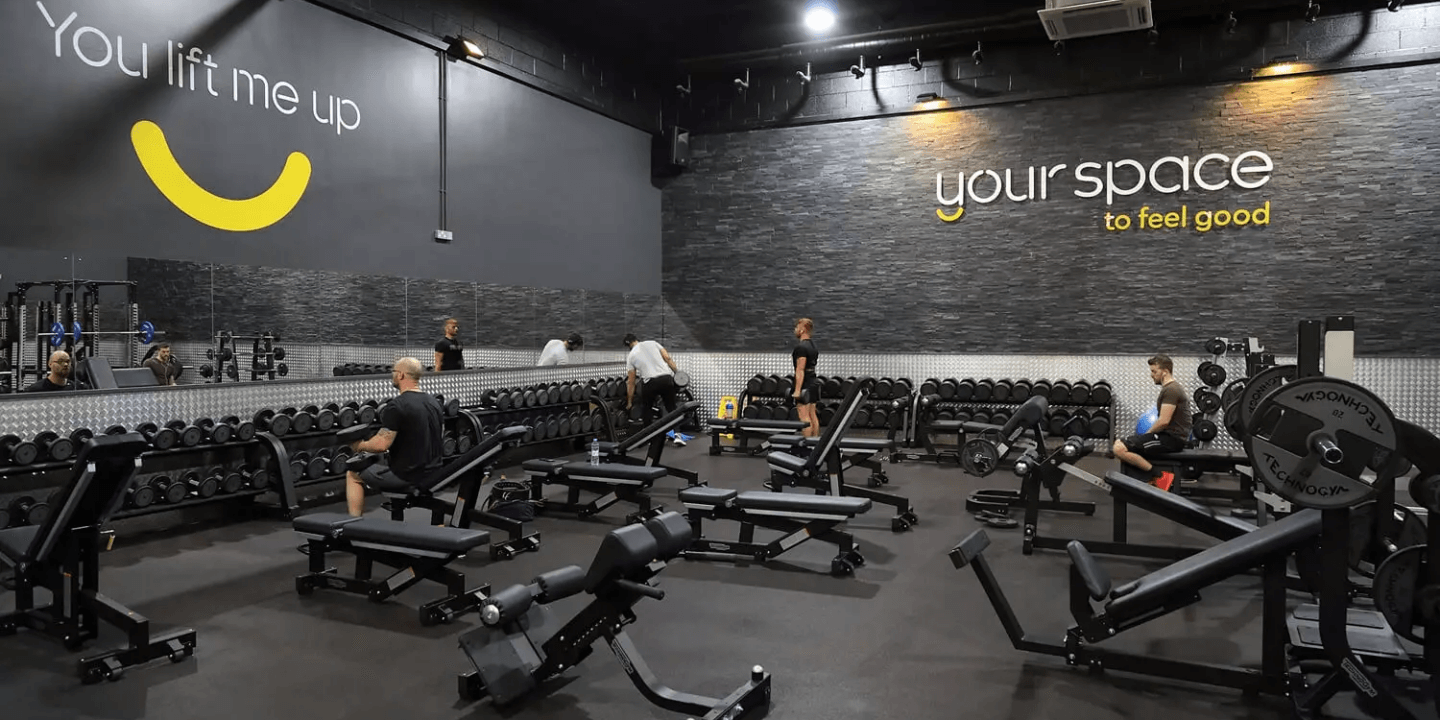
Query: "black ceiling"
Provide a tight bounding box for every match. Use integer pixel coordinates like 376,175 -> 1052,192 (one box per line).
484,0 -> 1427,74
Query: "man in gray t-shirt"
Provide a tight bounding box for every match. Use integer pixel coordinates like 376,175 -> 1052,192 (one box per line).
624,333 -> 680,432
1112,354 -> 1191,491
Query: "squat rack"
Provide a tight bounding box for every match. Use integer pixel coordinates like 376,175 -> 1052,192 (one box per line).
2,280 -> 143,392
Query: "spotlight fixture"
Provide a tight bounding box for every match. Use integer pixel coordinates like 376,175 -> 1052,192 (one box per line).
1054,40 -> 1065,55
972,42 -> 984,65
1388,0 -> 1403,10
1148,27 -> 1159,45
916,92 -> 940,101
804,3 -> 836,33
1225,11 -> 1238,33
1305,0 -> 1320,22
796,62 -> 813,84
1270,53 -> 1300,65
909,49 -> 923,71
444,36 -> 484,60
676,75 -> 692,97
850,55 -> 866,79
733,68 -> 750,93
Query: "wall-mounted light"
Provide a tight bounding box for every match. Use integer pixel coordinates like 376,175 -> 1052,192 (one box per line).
1148,27 -> 1160,45
1388,0 -> 1404,10
850,55 -> 866,79
796,62 -> 813,84
676,75 -> 692,97
916,92 -> 940,101
1225,11 -> 1238,33
1255,53 -> 1307,77
909,49 -> 923,71
1054,40 -> 1066,55
734,69 -> 750,93
1304,0 -> 1321,23
804,2 -> 836,33
972,42 -> 984,65
445,36 -> 484,61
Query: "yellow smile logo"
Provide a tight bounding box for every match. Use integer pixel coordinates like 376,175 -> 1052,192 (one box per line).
936,207 -> 964,222
130,120 -> 312,232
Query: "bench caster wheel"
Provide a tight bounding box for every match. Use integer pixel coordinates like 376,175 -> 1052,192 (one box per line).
420,607 -> 452,627
368,589 -> 387,603
845,550 -> 866,567
831,558 -> 856,576
63,635 -> 85,651
902,511 -> 919,526
458,671 -> 486,702
891,516 -> 911,532
492,546 -> 514,561
296,577 -> 315,596
867,473 -> 888,488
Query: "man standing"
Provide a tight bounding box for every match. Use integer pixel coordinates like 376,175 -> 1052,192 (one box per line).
25,351 -> 73,392
1112,354 -> 1191,491
624,333 -> 682,435
434,318 -> 465,372
143,343 -> 180,386
538,333 -> 584,366
345,357 -> 444,517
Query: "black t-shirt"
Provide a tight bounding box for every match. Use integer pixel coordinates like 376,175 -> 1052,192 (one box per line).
25,377 -> 70,392
434,337 -> 465,371
791,339 -> 819,388
382,391 -> 444,482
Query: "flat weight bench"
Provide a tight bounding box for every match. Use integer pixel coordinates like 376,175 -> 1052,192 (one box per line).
707,417 -> 809,456
523,459 -> 670,524
766,433 -> 918,532
293,513 -> 492,626
457,512 -> 771,718
678,486 -> 871,575
597,400 -> 703,485
360,425 -> 540,560
0,434 -> 198,683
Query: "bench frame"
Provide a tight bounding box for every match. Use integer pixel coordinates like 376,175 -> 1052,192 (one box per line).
594,398 -> 703,485
680,495 -> 866,576
767,434 -> 918,532
707,418 -> 809,456
526,463 -> 667,524
295,525 -> 491,626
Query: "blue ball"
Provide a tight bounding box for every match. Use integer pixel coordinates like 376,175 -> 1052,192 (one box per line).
1136,407 -> 1159,434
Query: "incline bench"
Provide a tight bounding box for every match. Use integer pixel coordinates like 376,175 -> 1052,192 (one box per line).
708,416 -> 809,456
596,400 -> 703,485
764,419 -> 918,532
0,434 -> 198,683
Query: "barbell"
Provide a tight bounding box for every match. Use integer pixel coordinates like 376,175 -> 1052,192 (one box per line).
50,321 -> 159,346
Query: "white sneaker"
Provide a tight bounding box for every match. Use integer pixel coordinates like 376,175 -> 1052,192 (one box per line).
672,438 -> 686,447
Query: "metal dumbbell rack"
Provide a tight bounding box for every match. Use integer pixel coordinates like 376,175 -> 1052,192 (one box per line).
202,331 -> 286,383
4,280 -> 146,392
905,379 -> 1113,465
477,380 -> 615,447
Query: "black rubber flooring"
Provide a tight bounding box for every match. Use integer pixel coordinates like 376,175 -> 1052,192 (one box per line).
0,443 -> 1379,719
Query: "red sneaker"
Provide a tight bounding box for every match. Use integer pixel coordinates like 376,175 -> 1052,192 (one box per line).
1154,471 -> 1175,492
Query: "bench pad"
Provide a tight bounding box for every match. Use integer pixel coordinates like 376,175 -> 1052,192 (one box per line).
1105,472 -> 1254,539
522,458 -> 570,474
559,463 -> 668,483
927,420 -> 965,432
735,492 -> 872,516
679,486 -> 738,506
347,518 -> 490,553
768,452 -> 809,475
0,526 -> 40,565
293,512 -> 365,536
1152,449 -> 1248,463
710,418 -> 808,431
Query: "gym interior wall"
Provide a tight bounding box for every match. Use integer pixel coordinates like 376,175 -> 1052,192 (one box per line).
659,62 -> 1440,355
0,0 -> 660,295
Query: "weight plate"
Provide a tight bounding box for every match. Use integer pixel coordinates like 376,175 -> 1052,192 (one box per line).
1244,376 -> 1400,510
1195,388 -> 1222,414
960,438 -> 1001,478
1220,378 -> 1247,410
1238,365 -> 1297,435
314,410 -> 336,431
1373,544 -> 1427,643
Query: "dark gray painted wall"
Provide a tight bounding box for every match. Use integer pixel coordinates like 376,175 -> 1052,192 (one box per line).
661,63 -> 1440,355
0,0 -> 659,294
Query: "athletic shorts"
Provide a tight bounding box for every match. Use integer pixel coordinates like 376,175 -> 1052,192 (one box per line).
1121,432 -> 1185,456
359,463 -> 416,493
797,380 -> 820,406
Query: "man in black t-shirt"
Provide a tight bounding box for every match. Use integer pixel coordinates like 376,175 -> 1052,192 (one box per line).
433,318 -> 465,371
791,317 -> 820,439
25,351 -> 73,392
345,357 -> 444,516
1113,354 -> 1192,492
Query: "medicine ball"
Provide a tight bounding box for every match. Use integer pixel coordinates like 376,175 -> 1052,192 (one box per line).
1135,407 -> 1159,435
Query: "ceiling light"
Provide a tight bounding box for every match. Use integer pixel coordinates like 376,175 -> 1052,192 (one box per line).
804,5 -> 836,33
1388,0 -> 1404,10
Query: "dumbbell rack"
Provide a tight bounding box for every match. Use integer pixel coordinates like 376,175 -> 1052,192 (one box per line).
907,379 -> 1113,464
111,436 -> 277,520
470,378 -> 616,448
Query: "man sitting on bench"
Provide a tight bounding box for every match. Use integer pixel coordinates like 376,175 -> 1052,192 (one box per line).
1112,354 -> 1190,492
345,357 -> 443,517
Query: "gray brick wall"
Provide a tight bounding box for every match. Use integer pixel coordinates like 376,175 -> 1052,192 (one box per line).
661,62 -> 1440,356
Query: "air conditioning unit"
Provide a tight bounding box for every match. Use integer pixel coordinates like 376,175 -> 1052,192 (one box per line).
1038,0 -> 1153,41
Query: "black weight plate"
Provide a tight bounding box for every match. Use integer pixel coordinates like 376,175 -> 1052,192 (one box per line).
291,412 -> 314,434
337,406 -> 357,428
547,417 -> 560,438
1238,365 -> 1297,433
1195,388 -> 1222,414
443,436 -> 458,456
559,417 -> 573,437
961,439 -> 1000,478
581,414 -> 595,433
129,484 -> 156,508
329,453 -> 349,476
48,437 -> 75,461
152,428 -> 178,451
196,477 -> 220,498
457,434 -> 473,453
1090,382 -> 1112,405
164,482 -> 187,504
307,457 -> 328,479
1409,474 -> 1440,515
1373,545 -> 1427,643
358,406 -> 377,424
11,441 -> 38,466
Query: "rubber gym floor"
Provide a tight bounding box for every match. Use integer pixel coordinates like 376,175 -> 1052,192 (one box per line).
0,445 -> 1380,720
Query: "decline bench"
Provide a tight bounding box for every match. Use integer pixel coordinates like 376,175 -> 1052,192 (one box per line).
522,459 -> 670,524
707,417 -> 810,456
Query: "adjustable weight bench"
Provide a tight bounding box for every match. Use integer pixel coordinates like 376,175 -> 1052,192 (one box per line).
457,511 -> 771,719
522,459 -> 670,524
293,513 -> 492,626
952,508 -> 1323,695
765,432 -> 918,532
596,400 -> 703,485
678,487 -> 871,575
707,416 -> 809,456
361,424 -> 540,560
0,434 -> 198,683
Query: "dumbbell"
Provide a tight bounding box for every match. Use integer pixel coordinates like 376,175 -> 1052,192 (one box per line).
954,379 -> 976,402
852,407 -> 871,427
1,435 -> 40,466
952,408 -> 973,423
1193,414 -> 1219,442
759,375 -> 780,396
1065,410 -> 1090,436
138,423 -> 179,450
1011,379 -> 1032,402
217,467 -> 245,494
1048,409 -> 1071,436
296,451 -> 329,480
920,379 -> 941,397
1087,410 -> 1111,437
1031,380 -> 1052,402
196,418 -> 233,444
304,405 -> 335,432
742,404 -> 759,419
938,378 -> 959,400
935,408 -> 956,422
974,380 -> 995,402
1090,381 -> 1113,405
151,476 -> 188,504
243,467 -> 272,490
1069,381 -> 1092,405
287,452 -> 308,480
280,408 -> 314,434
166,420 -> 204,448
991,410 -> 1012,428
1197,361 -> 1227,388
558,415 -> 572,437
34,431 -> 76,462
69,428 -> 94,451
819,405 -> 836,425
127,480 -> 157,509
1047,381 -> 1072,405
874,378 -> 894,399
1205,337 -> 1228,356
184,470 -> 219,499
991,380 -> 1013,403
222,416 -> 257,442
970,409 -> 992,425
328,449 -> 351,476
745,375 -> 764,395
892,378 -> 913,398
253,410 -> 292,437
823,377 -> 843,398
9,496 -> 50,526
443,434 -> 458,457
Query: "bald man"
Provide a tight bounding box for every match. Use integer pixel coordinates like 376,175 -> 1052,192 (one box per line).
25,351 -> 72,392
345,357 -> 444,517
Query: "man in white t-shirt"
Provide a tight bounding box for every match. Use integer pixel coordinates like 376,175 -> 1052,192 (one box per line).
624,333 -> 682,437
537,333 -> 584,366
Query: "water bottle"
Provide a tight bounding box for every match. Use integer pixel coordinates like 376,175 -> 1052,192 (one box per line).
590,437 -> 600,465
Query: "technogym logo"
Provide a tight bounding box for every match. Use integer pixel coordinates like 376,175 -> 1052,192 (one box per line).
934,150 -> 1274,234
36,1 -> 363,231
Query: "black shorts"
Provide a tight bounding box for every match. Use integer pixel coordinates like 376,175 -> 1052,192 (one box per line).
359,463 -> 415,493
1121,432 -> 1185,456
797,380 -> 819,406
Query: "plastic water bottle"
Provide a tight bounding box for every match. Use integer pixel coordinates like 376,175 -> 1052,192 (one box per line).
590,437 -> 600,465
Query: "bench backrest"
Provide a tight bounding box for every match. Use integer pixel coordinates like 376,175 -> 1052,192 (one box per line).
583,523 -> 659,593
1001,395 -> 1048,440
808,378 -> 874,471
420,424 -> 527,493
23,434 -> 149,562
618,400 -> 702,452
